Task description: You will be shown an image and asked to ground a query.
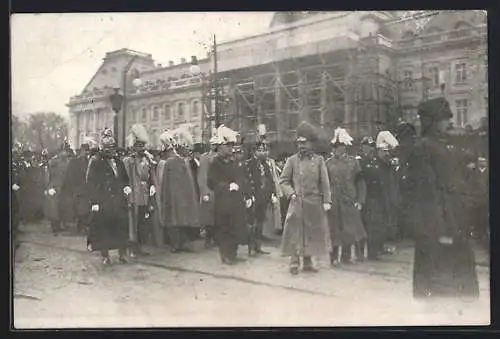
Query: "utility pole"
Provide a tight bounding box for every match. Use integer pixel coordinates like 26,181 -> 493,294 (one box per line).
213,34 -> 221,128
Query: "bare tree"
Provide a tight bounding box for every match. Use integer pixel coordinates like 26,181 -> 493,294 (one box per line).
18,112 -> 69,152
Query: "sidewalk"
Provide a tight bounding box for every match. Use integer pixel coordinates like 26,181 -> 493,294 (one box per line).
17,221 -> 490,301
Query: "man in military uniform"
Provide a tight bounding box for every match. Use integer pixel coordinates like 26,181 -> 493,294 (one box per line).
279,121 -> 332,275
123,124 -> 155,257
466,156 -> 489,250
207,125 -> 251,265
87,128 -> 131,265
245,140 -> 276,257
44,141 -> 73,235
198,137 -> 218,248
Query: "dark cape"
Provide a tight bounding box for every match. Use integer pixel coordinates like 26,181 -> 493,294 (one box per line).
62,155 -> 90,218
86,154 -> 130,251
409,136 -> 479,298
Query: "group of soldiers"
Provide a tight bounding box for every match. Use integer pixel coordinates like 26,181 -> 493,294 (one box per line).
12,96 -> 488,299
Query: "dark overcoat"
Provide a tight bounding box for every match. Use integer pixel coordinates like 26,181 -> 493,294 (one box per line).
86,154 -> 130,251
197,151 -> 216,227
61,155 -> 90,218
325,155 -> 367,247
43,155 -> 73,222
244,156 -> 276,225
409,137 -> 479,298
207,155 -> 249,245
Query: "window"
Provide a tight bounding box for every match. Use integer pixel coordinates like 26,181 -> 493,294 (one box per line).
456,99 -> 469,127
129,109 -> 136,124
455,62 -> 467,83
177,103 -> 185,121
403,70 -> 414,89
163,104 -> 171,121
152,106 -> 159,121
142,108 -> 148,122
192,101 -> 200,117
428,66 -> 440,88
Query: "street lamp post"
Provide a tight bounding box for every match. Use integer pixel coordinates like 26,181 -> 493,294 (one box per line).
108,56 -> 142,148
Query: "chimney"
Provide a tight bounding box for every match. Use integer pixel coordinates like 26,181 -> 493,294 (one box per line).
191,55 -> 198,65
180,57 -> 186,64
168,61 -> 174,67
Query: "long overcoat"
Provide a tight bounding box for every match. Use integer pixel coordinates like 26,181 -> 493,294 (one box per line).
43,155 -> 73,222
207,155 -> 249,245
197,151 -> 216,227
279,152 -> 332,257
160,153 -> 200,229
325,155 -> 367,247
61,155 -> 90,218
409,137 -> 479,298
86,154 -> 130,251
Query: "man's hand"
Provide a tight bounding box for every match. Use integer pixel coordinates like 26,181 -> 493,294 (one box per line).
203,195 -> 210,202
354,202 -> 363,210
229,182 -> 239,192
48,188 -> 56,196
290,193 -> 297,200
12,184 -> 20,191
271,194 -> 278,204
245,199 -> 253,209
150,185 -> 156,197
123,186 -> 132,195
91,204 -> 99,212
323,203 -> 332,212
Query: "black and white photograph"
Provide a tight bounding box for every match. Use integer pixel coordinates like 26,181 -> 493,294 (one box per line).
10,10 -> 490,328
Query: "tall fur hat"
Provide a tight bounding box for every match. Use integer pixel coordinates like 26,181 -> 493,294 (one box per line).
296,121 -> 318,142
127,123 -> 150,148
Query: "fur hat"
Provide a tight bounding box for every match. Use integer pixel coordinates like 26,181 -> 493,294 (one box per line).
296,121 -> 318,142
376,131 -> 399,150
331,127 -> 353,146
417,97 -> 453,121
395,121 -> 416,141
100,128 -> 116,149
127,124 -> 150,148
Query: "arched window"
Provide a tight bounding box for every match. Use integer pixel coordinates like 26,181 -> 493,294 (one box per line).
163,104 -> 171,121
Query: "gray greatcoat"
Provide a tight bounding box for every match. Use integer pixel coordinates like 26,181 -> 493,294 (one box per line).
279,152 -> 332,257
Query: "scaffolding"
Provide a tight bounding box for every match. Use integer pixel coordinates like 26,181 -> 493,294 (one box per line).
207,34 -> 398,145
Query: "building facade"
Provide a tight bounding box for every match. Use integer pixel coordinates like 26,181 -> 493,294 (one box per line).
67,10 -> 487,149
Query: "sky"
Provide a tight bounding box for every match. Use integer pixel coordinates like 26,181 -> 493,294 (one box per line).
11,12 -> 275,120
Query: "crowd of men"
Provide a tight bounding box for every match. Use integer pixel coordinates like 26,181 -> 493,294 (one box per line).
12,96 -> 488,299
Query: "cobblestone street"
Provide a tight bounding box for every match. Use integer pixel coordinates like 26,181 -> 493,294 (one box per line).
13,222 -> 490,328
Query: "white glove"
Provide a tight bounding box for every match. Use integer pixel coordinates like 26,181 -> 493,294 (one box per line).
203,195 -> 210,202
123,186 -> 132,195
439,236 -> 453,245
149,185 -> 156,196
354,202 -> 363,210
91,204 -> 99,212
48,188 -> 56,196
229,182 -> 239,192
271,194 -> 278,204
323,203 -> 332,212
12,184 -> 20,191
245,199 -> 253,208
290,193 -> 297,200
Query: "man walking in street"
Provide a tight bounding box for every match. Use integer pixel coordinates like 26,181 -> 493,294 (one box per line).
86,128 -> 131,266
279,121 -> 332,275
207,125 -> 251,265
123,124 -> 155,257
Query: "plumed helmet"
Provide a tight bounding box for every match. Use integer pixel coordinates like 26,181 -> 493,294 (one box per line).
159,129 -> 176,150
172,124 -> 194,149
376,131 -> 399,150
100,128 -> 116,149
296,121 -> 318,142
127,123 -> 150,148
214,124 -> 239,145
331,127 -> 353,146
